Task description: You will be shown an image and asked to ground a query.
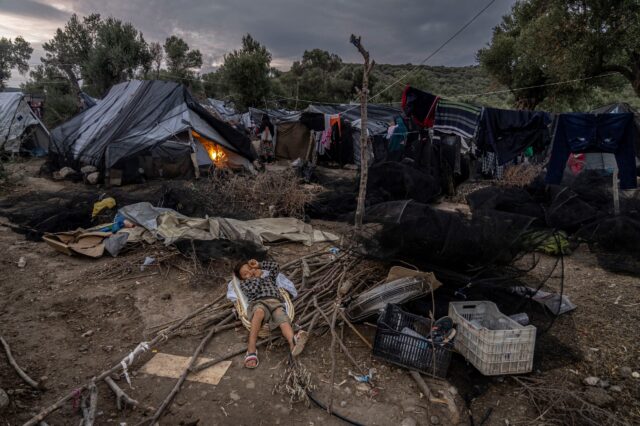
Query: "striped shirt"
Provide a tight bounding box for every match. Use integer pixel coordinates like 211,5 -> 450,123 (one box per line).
239,261 -> 282,302
434,99 -> 483,139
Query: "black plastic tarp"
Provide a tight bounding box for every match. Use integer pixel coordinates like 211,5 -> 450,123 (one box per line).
51,80 -> 255,168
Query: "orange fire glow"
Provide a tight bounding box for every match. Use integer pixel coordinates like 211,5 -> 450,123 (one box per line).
206,143 -> 226,163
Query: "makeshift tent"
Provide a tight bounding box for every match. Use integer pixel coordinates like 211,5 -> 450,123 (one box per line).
50,80 -> 256,181
0,92 -> 50,155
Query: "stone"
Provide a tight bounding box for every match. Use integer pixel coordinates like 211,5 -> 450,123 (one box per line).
59,167 -> 77,179
610,385 -> 623,393
86,172 -> 100,185
229,390 -> 240,401
430,415 -> 440,425
619,367 -> 632,378
400,418 -> 417,426
583,387 -> 614,408
633,372 -> 640,379
598,379 -> 610,389
340,400 -> 347,408
82,330 -> 94,338
0,388 -> 9,410
583,376 -> 600,386
245,380 -> 255,389
79,345 -> 89,352
102,345 -> 114,353
81,165 -> 98,174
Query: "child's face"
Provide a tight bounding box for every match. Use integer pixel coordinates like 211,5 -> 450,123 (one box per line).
239,264 -> 261,279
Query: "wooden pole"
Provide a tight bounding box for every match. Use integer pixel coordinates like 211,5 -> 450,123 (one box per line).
350,34 -> 375,230
613,168 -> 620,215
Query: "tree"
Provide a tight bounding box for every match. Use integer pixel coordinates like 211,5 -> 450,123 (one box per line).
149,42 -> 163,79
478,0 -> 640,110
0,36 -> 33,89
85,18 -> 152,94
23,65 -> 78,128
219,34 -> 271,109
163,36 -> 202,81
41,14 -> 152,96
42,14 -> 100,92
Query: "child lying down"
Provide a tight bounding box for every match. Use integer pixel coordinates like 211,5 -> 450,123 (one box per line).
227,259 -> 308,368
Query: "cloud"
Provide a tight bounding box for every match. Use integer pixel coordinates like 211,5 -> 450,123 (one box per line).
0,0 -> 68,20
3,0 -> 517,86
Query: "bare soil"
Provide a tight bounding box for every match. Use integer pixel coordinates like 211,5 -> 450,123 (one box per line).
0,159 -> 638,425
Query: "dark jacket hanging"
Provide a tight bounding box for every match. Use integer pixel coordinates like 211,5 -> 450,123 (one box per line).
545,112 -> 638,189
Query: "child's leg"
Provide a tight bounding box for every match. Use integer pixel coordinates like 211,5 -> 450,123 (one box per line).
278,319 -> 295,351
247,308 -> 265,366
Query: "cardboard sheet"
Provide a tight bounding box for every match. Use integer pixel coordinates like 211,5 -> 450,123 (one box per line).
139,353 -> 232,385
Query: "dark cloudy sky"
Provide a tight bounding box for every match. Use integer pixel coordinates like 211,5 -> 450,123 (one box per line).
1,0 -> 516,86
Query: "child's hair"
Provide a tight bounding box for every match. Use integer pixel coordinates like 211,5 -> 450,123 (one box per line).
233,260 -> 248,279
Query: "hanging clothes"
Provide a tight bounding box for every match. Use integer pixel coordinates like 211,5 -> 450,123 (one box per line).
388,117 -> 408,153
258,115 -> 275,162
434,99 -> 483,139
401,86 -> 440,128
324,114 -> 341,136
481,152 -> 504,180
545,113 -> 637,188
476,108 -> 551,165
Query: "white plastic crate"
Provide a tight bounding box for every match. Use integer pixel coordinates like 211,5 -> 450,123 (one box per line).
448,301 -> 536,376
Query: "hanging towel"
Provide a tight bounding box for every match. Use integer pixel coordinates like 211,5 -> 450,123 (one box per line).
434,99 -> 482,139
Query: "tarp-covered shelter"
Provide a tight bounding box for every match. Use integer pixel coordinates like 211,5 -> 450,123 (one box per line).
0,92 -> 50,155
50,81 -> 256,182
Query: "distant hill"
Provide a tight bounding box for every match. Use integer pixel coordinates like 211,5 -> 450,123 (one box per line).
282,63 -> 640,112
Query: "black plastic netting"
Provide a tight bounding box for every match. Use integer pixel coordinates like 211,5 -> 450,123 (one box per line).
466,171 -> 640,275
0,181 -> 251,240
307,161 -> 441,220
358,200 -> 536,271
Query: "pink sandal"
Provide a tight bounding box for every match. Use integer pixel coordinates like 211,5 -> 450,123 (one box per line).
244,351 -> 259,369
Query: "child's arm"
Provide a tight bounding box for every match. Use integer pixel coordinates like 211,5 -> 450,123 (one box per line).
260,260 -> 280,277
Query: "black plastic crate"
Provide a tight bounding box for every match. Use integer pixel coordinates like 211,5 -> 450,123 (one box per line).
372,304 -> 453,378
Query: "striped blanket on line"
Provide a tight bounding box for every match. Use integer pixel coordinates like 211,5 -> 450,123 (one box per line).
434,99 -> 482,139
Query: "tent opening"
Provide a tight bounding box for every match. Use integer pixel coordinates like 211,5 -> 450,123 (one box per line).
192,130 -> 228,166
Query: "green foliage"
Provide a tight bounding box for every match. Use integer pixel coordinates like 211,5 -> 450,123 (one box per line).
149,42 -> 163,79
84,17 -> 152,95
40,14 -> 151,96
0,36 -> 33,89
478,0 -> 640,109
42,14 -> 100,90
22,65 -> 78,128
163,36 -> 203,82
218,34 -> 272,109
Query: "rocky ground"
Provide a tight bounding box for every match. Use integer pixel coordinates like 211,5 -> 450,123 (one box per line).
0,159 -> 638,425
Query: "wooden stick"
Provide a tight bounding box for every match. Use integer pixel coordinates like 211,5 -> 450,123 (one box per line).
144,314 -> 235,425
0,336 -> 41,389
339,311 -> 372,349
83,383 -> 98,426
313,298 -> 366,377
191,335 -> 279,373
327,302 -> 339,413
104,376 -> 141,411
23,298 -> 227,426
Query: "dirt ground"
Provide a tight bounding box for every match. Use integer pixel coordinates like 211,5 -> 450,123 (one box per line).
0,159 -> 639,425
